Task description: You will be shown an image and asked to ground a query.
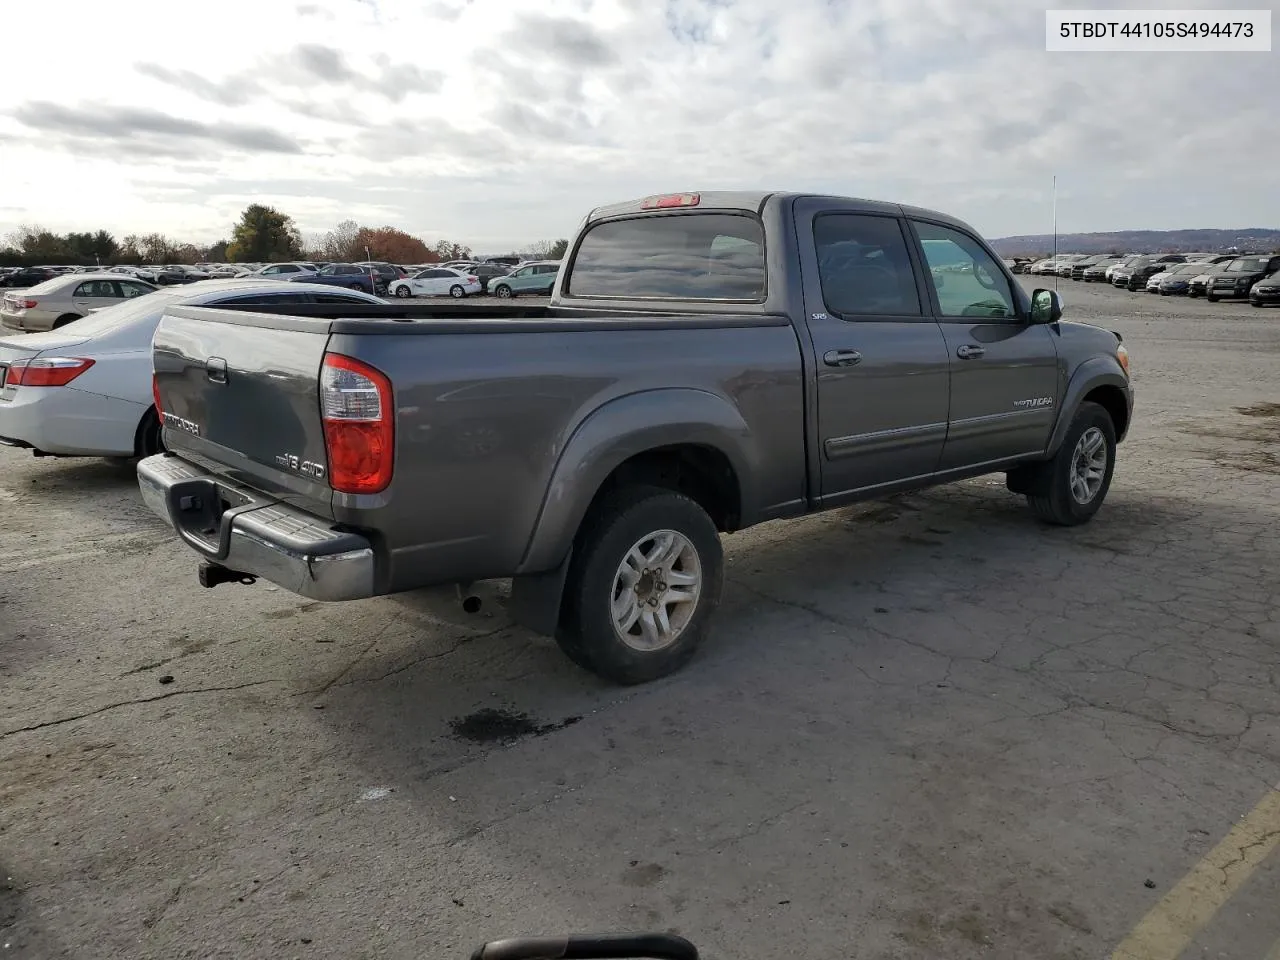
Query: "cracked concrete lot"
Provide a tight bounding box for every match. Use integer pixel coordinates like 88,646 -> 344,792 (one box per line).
1,280 -> 1278,959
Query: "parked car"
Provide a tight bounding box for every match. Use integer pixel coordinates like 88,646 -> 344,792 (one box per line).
108,265 -> 159,283
1105,256 -> 1143,282
468,262 -> 511,293
1207,255 -> 1280,302
1114,256 -> 1186,290
1069,255 -> 1113,280
1155,262 -> 1215,296
353,262 -> 402,294
1026,258 -> 1058,275
1,273 -> 158,332
1187,266 -> 1228,298
235,261 -> 317,279
0,280 -> 383,460
0,266 -> 57,289
1054,255 -> 1092,278
142,190 -> 1132,685
288,262 -> 380,295
490,260 -> 561,298
1082,258 -> 1123,282
388,267 -> 481,299
1248,270 -> 1280,307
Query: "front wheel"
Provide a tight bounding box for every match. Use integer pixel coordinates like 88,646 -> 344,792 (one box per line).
557,486 -> 724,684
494,284 -> 513,299
1206,295 -> 1219,303
449,284 -> 465,298
394,285 -> 412,299
1024,401 -> 1117,526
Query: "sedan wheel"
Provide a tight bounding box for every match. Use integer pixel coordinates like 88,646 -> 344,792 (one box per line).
494,285 -> 513,299
395,285 -> 413,299
449,285 -> 465,298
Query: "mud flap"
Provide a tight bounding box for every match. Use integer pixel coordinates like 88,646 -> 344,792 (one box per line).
509,548 -> 572,637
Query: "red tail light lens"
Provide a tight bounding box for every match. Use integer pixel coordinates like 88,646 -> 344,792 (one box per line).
320,353 -> 393,494
467,275 -> 478,283
19,299 -> 38,309
641,193 -> 700,209
7,357 -> 95,387
152,373 -> 164,421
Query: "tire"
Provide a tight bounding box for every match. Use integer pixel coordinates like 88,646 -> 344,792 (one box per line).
1206,295 -> 1219,303
394,285 -> 412,299
53,313 -> 81,329
1251,301 -> 1262,308
137,408 -> 165,458
1025,401 -> 1117,526
556,486 -> 724,684
494,284 -> 513,299
348,283 -> 364,291
449,284 -> 465,298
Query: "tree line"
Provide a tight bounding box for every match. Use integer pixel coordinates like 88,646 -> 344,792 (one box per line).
0,204 -> 568,268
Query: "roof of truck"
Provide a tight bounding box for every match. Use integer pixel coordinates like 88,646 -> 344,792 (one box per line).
586,192 -> 972,232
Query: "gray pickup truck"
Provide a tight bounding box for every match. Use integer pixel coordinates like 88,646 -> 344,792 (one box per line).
140,191 -> 1133,684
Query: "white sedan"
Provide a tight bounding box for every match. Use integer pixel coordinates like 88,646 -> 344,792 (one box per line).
0,279 -> 382,459
388,266 -> 480,299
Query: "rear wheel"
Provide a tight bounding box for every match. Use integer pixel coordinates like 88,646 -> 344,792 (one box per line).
449,284 -> 465,298
137,407 -> 165,458
556,486 -> 723,684
494,284 -> 513,299
394,285 -> 412,299
348,283 -> 364,291
1024,401 -> 1117,526
1206,295 -> 1219,303
53,313 -> 81,329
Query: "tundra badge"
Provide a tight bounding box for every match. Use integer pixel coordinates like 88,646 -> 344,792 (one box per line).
1013,397 -> 1054,409
165,414 -> 201,437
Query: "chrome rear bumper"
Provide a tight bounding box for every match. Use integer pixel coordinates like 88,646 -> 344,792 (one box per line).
138,453 -> 375,602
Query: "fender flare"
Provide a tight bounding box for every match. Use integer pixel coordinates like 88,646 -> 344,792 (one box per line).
1046,357 -> 1131,455
516,388 -> 760,576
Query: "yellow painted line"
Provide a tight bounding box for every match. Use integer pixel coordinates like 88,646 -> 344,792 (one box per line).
1112,787 -> 1280,960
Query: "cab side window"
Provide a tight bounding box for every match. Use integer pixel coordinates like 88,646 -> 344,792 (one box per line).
913,221 -> 1017,320
813,214 -> 921,318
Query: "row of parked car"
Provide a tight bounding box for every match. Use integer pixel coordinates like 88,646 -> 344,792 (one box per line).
0,255 -> 564,301
1005,252 -> 1280,306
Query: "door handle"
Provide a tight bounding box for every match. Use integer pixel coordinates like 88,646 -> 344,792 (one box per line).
956,344 -> 986,360
823,349 -> 862,367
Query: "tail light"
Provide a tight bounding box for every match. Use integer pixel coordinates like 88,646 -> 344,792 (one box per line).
7,299 -> 38,310
467,275 -> 478,283
7,357 -> 95,387
320,353 -> 393,494
152,373 -> 164,421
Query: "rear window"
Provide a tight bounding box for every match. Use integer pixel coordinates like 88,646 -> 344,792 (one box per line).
567,213 -> 766,300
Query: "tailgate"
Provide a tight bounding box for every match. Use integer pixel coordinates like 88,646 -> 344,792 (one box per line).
152,305 -> 336,515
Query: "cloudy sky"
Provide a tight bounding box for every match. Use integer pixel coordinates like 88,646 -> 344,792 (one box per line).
0,0 -> 1275,251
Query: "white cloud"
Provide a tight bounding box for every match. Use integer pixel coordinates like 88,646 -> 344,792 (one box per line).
0,0 -> 1274,251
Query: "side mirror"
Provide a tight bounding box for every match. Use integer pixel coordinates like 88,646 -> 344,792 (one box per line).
1030,288 -> 1064,324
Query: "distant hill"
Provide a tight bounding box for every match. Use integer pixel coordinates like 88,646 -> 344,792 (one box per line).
990,228 -> 1280,257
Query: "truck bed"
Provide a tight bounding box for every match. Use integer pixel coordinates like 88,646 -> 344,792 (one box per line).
151,304 -> 808,593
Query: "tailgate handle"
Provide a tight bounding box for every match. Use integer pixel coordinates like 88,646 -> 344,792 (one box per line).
205,357 -> 228,383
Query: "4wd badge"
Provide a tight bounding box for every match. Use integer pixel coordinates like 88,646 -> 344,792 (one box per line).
275,453 -> 326,479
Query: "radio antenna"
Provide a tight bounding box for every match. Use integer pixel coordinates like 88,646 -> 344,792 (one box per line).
1052,174 -> 1059,291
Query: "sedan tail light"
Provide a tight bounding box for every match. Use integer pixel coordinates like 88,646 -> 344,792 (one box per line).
7,357 -> 95,387
467,275 -> 478,283
320,353 -> 393,494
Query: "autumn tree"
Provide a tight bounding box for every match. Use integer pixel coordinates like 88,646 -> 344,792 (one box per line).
204,240 -> 230,261
226,204 -> 302,262
353,226 -> 431,263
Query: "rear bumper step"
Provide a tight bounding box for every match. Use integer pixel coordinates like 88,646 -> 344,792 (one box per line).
138,453 -> 375,602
